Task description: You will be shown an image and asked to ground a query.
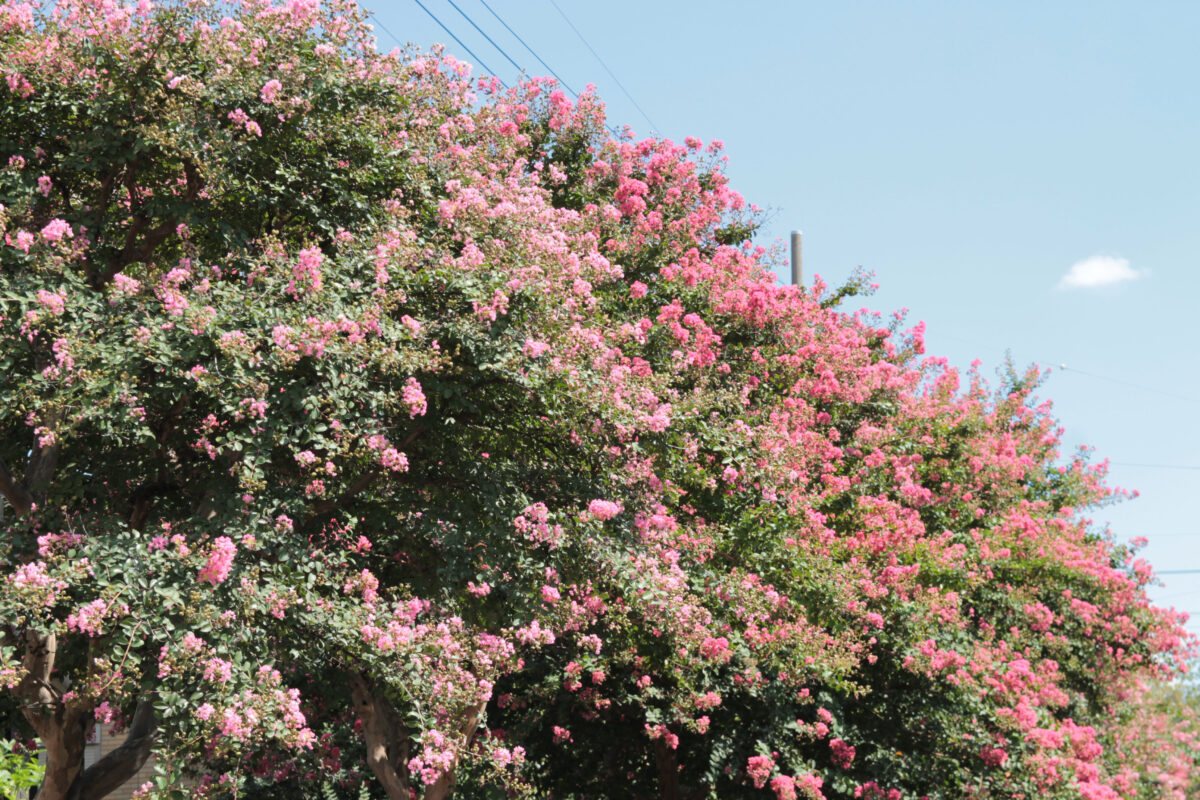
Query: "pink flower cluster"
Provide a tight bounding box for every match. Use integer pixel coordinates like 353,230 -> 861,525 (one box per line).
40,218 -> 72,242
402,376 -> 427,417
747,754 -> 775,788
587,499 -> 622,520
9,561 -> 67,604
408,729 -> 456,786
260,78 -> 282,104
198,537 -> 236,585
288,247 -> 324,296
203,657 -> 233,683
66,598 -> 110,637
366,434 -> 409,472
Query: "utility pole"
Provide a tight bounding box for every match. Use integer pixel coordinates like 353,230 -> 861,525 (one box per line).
790,230 -> 802,286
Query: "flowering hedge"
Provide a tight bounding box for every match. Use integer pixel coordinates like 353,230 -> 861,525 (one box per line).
0,1 -> 1196,799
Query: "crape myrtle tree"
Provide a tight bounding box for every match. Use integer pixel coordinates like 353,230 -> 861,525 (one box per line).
0,1 -> 1197,799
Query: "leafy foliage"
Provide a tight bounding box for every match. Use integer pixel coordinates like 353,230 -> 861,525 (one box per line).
0,1 -> 1197,799
0,738 -> 44,799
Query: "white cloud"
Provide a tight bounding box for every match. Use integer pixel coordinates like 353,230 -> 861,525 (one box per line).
1057,255 -> 1146,290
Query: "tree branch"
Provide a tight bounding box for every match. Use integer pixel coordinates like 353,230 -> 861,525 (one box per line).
17,630 -> 89,800
25,408 -> 61,504
17,629 -> 59,715
349,672 -> 411,800
310,425 -> 427,516
0,453 -> 34,517
71,698 -> 157,800
422,699 -> 486,800
655,739 -> 681,800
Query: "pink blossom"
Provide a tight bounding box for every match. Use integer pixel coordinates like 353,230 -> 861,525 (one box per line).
260,79 -> 282,104
227,107 -> 262,137
203,657 -> 233,683
220,708 -> 250,739
830,737 -> 856,768
288,247 -> 324,296
523,338 -> 550,358
587,499 -> 622,520
408,729 -> 457,786
66,598 -> 109,636
40,218 -> 72,242
11,230 -> 34,252
401,314 -> 422,335
770,775 -> 797,800
112,273 -> 141,296
36,289 -> 66,315
379,448 -> 409,472
747,754 -> 774,788
198,537 -> 236,585
94,701 -> 117,724
699,636 -> 733,662
979,744 -> 1008,767
402,377 -> 427,417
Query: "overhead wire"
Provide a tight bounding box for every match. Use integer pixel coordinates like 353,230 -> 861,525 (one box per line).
478,0 -> 581,99
1111,462 -> 1200,471
445,0 -> 524,76
409,0 -> 505,85
1053,364 -> 1200,405
368,12 -> 405,51
546,0 -> 660,134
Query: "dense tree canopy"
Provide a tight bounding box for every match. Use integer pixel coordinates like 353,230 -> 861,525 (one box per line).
1,1 -> 1197,799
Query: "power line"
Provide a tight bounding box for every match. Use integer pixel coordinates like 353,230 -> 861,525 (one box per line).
547,0 -> 660,134
1111,462 -> 1200,471
410,0 -> 505,85
930,331 -> 1200,406
445,0 -> 524,76
1054,365 -> 1200,404
369,12 -> 406,51
478,0 -> 581,98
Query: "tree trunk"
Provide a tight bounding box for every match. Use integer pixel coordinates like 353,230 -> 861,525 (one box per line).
16,631 -> 158,800
349,672 -> 487,800
349,672 -> 412,800
655,739 -> 681,800
68,698 -> 158,800
421,698 -> 487,800
17,631 -> 87,800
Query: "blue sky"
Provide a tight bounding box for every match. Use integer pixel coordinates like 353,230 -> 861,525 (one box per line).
369,1 -> 1200,632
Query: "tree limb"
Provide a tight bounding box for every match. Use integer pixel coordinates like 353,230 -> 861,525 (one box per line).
655,739 -> 681,800
349,672 -> 411,800
0,453 -> 34,517
70,698 -> 157,800
25,408 -> 61,503
422,698 -> 487,800
17,631 -> 89,800
310,425 -> 427,516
